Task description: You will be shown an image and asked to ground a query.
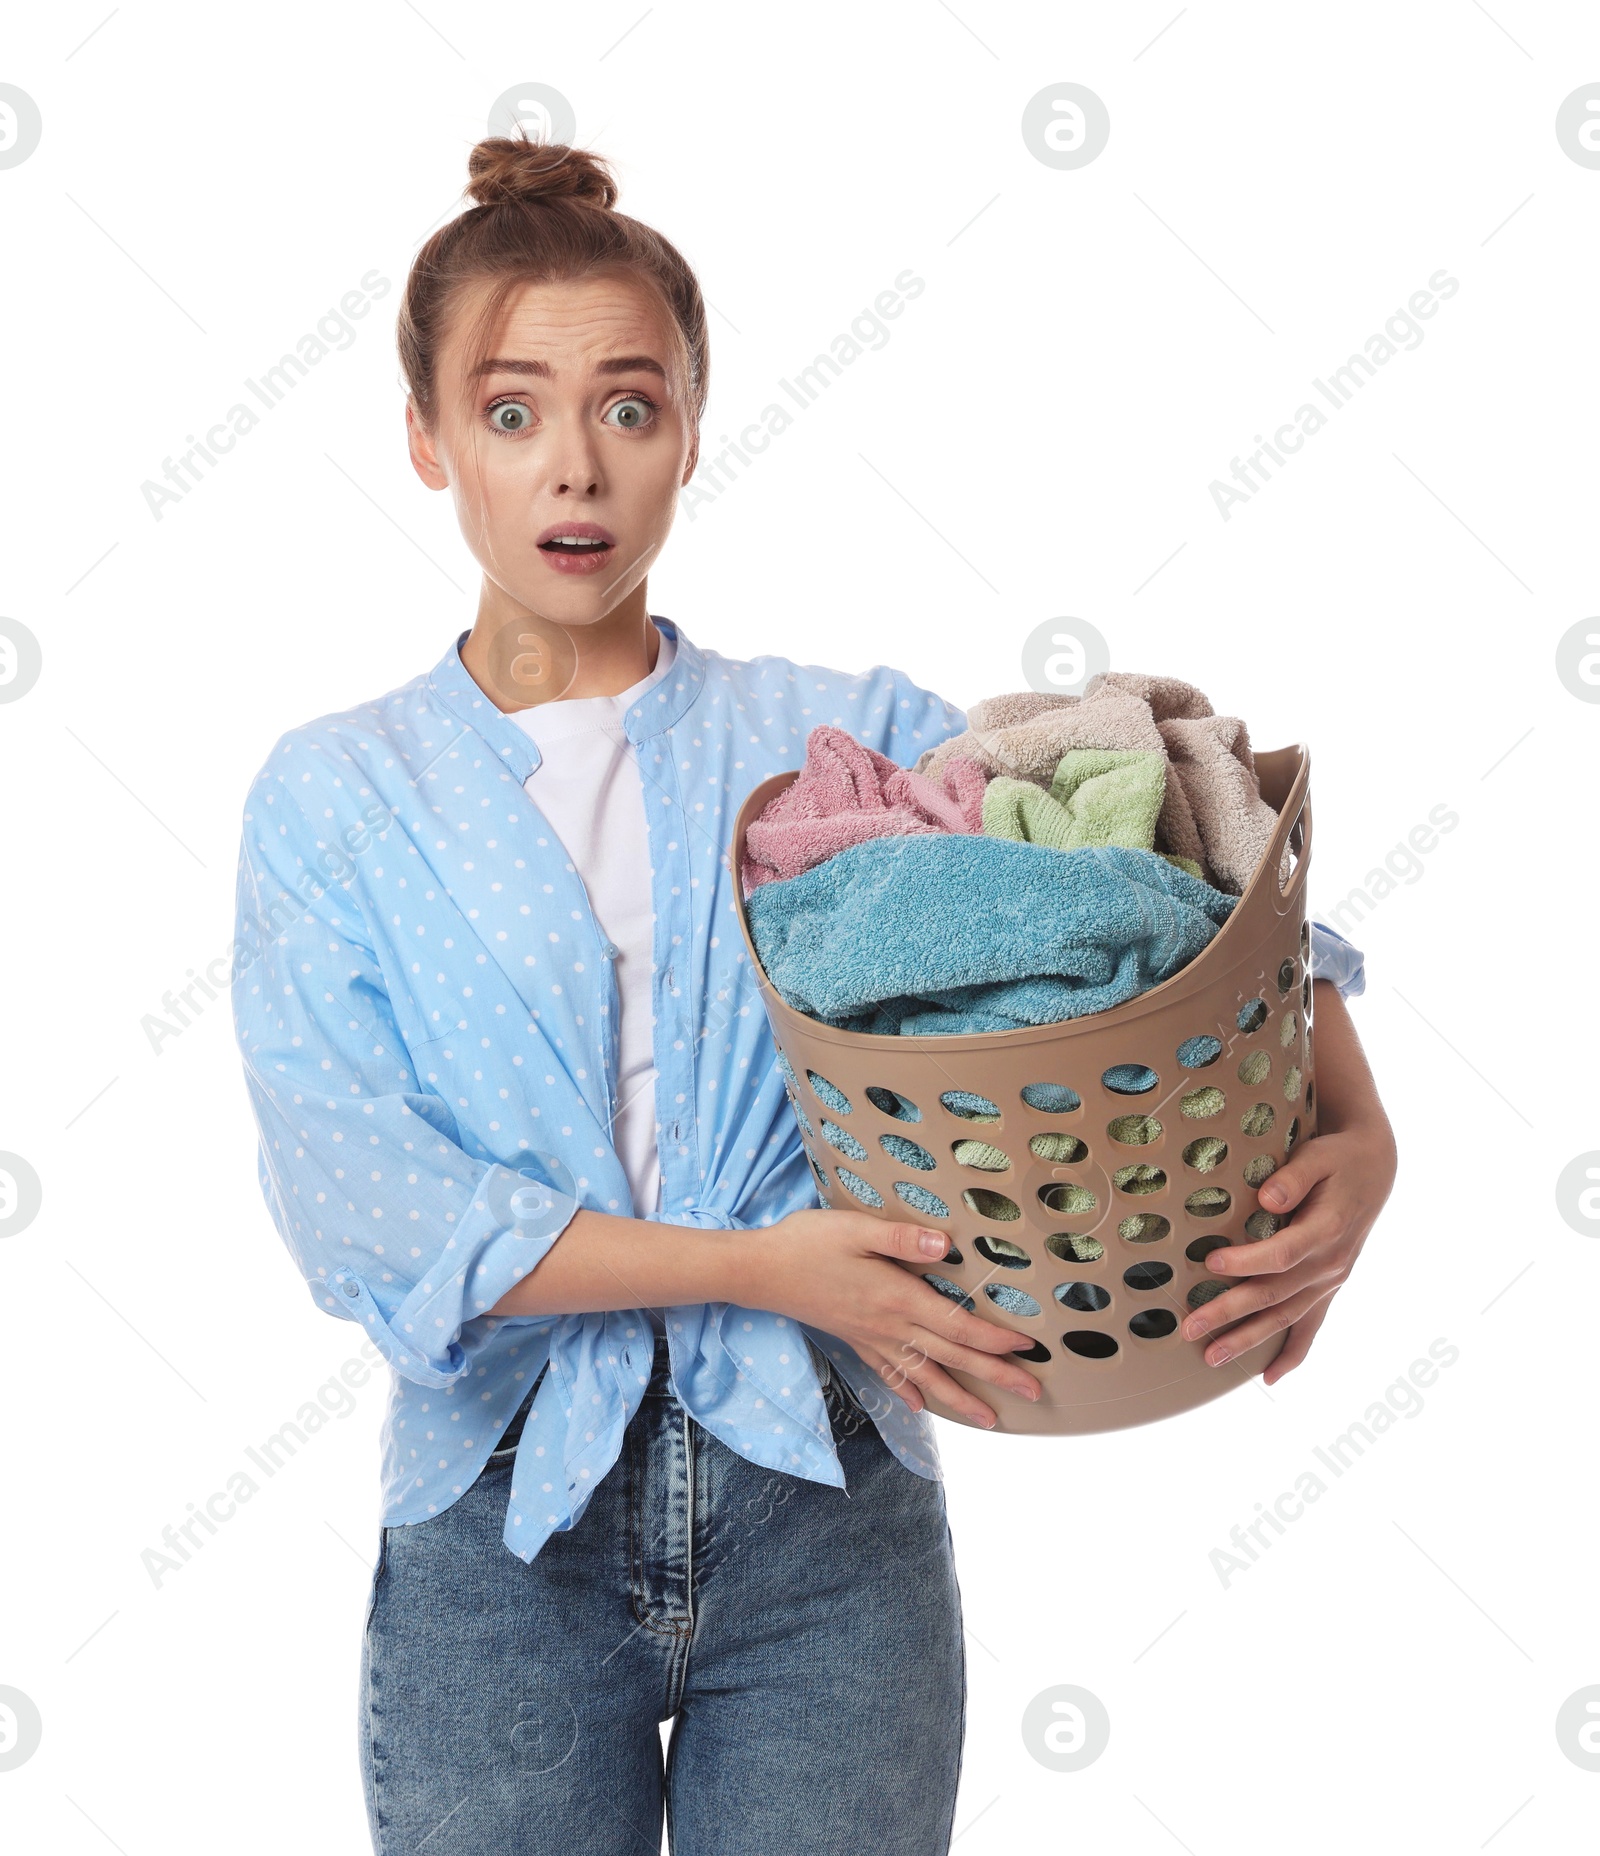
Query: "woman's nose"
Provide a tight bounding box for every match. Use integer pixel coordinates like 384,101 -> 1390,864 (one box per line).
543,414 -> 603,494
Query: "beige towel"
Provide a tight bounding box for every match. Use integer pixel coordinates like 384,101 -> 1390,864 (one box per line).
913,671 -> 1281,895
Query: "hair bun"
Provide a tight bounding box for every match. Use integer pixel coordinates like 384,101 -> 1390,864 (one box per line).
466,137 -> 618,212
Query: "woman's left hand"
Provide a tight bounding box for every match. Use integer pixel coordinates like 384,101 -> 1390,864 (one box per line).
1180,1116 -> 1398,1386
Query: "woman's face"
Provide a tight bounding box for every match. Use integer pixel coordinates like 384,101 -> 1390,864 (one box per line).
407,271 -> 698,632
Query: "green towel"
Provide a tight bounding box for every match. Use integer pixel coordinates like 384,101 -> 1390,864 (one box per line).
953,1138 -> 1009,1170
982,747 -> 1203,878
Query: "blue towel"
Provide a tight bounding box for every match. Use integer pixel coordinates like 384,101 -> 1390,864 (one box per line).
745,832 -> 1237,1036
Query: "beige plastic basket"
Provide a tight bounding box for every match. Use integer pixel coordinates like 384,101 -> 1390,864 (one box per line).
730,744 -> 1315,1435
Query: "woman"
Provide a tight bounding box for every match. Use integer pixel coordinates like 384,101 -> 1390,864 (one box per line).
230,134 -> 1396,1854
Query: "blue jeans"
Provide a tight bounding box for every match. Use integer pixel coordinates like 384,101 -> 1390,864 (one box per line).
359,1334 -> 967,1853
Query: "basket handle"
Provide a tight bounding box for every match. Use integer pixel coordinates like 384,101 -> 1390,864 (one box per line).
1279,789 -> 1311,900
1225,744 -> 1311,944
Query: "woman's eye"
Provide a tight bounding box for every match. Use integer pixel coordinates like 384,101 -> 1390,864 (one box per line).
487,400 -> 533,434
605,395 -> 657,431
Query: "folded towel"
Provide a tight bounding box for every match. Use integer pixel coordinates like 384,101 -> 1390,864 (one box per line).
743,831 -> 1237,1036
982,746 -> 1203,877
740,723 -> 989,892
911,672 -> 1281,895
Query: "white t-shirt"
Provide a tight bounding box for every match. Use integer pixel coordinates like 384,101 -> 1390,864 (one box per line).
510,624 -> 678,1233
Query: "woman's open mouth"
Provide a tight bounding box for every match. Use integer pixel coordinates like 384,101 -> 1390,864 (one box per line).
536,523 -> 618,576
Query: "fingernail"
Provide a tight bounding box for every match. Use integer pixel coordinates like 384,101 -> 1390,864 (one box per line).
918,1232 -> 946,1256
1208,1346 -> 1231,1366
1188,1319 -> 1209,1339
1261,1186 -> 1284,1205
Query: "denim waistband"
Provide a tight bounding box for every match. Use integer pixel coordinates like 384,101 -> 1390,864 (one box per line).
642,1332 -> 674,1396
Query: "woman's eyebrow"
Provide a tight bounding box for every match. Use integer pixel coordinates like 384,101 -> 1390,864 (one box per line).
470,354 -> 668,380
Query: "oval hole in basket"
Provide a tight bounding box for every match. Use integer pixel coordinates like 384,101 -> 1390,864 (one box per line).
1045,1231 -> 1104,1264
1108,1114 -> 1162,1147
880,1133 -> 935,1170
1243,1154 -> 1277,1188
807,1070 -> 852,1115
1020,1081 -> 1082,1114
1276,957 -> 1296,996
1284,1115 -> 1301,1154
1279,1009 -> 1298,1050
807,1153 -> 830,1197
1118,1213 -> 1171,1245
792,1100 -> 814,1138
1029,1131 -> 1087,1163
1102,1063 -> 1159,1095
865,1084 -> 921,1122
1302,973 -> 1312,1012
1283,1065 -> 1303,1102
821,1120 -> 867,1161
942,1089 -> 1001,1122
1300,918 -> 1311,960
1039,1182 -> 1097,1216
1185,1187 -> 1231,1218
923,1273 -> 974,1312
1188,1280 -> 1230,1309
1237,998 -> 1268,1034
952,1137 -> 1011,1172
963,1187 -> 1020,1222
1123,1261 -> 1173,1291
974,1234 -> 1031,1271
1011,1338 -> 1053,1363
1112,1164 -> 1166,1195
1186,1234 -> 1233,1264
1244,1209 -> 1283,1241
1241,1101 -> 1275,1138
1062,1330 -> 1119,1361
1055,1281 -> 1110,1313
1129,1309 -> 1178,1340
1305,1080 -> 1315,1116
893,1181 -> 950,1220
1238,1051 -> 1271,1086
1182,1138 -> 1228,1174
836,1167 -> 882,1208
1177,1035 -> 1222,1069
985,1283 -> 1041,1317
1180,1088 -> 1224,1121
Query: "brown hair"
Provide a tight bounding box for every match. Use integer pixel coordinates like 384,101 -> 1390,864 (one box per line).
397,134 -> 709,435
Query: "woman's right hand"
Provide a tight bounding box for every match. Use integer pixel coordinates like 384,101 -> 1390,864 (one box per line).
734,1208 -> 1044,1427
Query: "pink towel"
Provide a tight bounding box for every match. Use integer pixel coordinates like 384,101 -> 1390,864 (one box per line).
741,726 -> 989,893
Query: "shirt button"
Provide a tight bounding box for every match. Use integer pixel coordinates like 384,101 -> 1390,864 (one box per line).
343,1281 -> 360,1298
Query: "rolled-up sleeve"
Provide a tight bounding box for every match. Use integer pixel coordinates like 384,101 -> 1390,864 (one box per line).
1308,918 -> 1366,999
230,774 -> 581,1389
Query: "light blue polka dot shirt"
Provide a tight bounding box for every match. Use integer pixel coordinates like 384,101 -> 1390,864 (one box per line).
230,616 -> 1365,1562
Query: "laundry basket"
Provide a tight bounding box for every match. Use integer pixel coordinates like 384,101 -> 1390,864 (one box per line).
730,744 -> 1316,1436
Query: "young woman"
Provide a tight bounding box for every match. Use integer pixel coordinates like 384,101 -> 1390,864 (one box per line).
231,135 -> 1397,1854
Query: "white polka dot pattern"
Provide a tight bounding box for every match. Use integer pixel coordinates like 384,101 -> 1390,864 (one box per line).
230,617 -> 967,1561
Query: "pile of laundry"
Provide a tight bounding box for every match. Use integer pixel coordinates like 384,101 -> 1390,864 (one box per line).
739,672 -> 1287,1037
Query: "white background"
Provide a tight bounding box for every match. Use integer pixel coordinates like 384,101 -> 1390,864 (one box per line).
2,2 -> 1598,1849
